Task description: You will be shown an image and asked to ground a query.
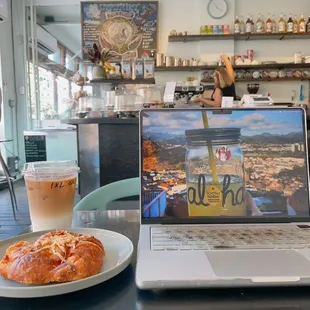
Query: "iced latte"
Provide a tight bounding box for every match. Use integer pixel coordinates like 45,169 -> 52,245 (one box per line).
23,161 -> 79,231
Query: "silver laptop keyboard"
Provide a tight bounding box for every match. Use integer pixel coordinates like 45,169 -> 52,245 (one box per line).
151,226 -> 310,251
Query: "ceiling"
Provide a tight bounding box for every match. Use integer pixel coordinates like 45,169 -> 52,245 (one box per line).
36,5 -> 81,24
36,5 -> 81,55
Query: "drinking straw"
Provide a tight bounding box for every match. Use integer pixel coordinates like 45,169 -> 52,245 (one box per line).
202,111 -> 219,184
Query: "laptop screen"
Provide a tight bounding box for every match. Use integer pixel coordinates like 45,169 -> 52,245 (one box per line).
140,108 -> 310,223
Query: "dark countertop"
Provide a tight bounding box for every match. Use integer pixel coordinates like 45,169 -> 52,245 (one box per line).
62,110 -> 310,126
25,128 -> 76,132
62,118 -> 139,125
4,204 -> 310,310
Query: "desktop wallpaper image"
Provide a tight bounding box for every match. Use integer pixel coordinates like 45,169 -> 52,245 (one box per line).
141,110 -> 309,219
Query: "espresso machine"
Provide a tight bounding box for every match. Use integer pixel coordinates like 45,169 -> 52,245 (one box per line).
174,84 -> 214,106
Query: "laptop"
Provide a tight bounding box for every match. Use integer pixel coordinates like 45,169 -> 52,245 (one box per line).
135,107 -> 310,289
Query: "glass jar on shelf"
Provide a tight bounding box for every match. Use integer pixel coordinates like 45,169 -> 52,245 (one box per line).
136,85 -> 163,108
185,128 -> 246,217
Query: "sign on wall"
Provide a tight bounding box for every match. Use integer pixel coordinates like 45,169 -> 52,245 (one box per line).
81,1 -> 158,60
24,135 -> 47,163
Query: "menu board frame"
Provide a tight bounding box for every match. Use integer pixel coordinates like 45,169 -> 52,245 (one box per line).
81,1 -> 158,60
24,135 -> 47,163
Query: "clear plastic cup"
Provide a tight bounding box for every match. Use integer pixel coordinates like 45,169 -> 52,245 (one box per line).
23,161 -> 80,232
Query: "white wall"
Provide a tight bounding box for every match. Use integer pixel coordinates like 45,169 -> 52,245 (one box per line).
4,0 -> 309,151
26,0 -> 236,86
0,0 -> 29,169
0,0 -> 305,173
235,0 -> 310,102
43,24 -> 82,58
0,0 -> 16,165
155,0 -> 310,102
0,49 -> 6,167
24,0 -> 310,102
155,0 -> 235,85
12,0 -> 28,166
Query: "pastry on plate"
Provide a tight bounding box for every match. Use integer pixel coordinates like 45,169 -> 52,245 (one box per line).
0,230 -> 105,284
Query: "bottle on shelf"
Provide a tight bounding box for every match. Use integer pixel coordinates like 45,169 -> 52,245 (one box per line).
300,85 -> 304,102
250,15 -> 255,33
266,14 -> 272,33
256,13 -> 263,33
293,15 -> 299,33
278,13 -> 286,33
142,50 -> 149,58
307,16 -> 310,32
299,13 -> 306,32
240,15 -> 245,34
287,14 -> 293,33
234,15 -> 240,34
272,14 -> 277,33
261,14 -> 265,33
245,15 -> 252,33
283,14 -> 288,32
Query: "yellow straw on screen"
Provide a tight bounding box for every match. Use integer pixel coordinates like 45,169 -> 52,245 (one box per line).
202,111 -> 219,184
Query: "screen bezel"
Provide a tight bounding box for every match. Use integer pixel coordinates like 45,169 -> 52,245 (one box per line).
140,107 -> 310,225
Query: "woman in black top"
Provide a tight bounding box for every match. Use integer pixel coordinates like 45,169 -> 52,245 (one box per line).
195,55 -> 236,107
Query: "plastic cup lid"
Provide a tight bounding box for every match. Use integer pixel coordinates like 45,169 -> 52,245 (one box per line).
23,161 -> 80,178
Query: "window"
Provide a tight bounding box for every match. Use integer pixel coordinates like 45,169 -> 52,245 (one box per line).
56,76 -> 70,115
28,41 -> 94,125
40,68 -> 56,120
28,62 -> 93,123
28,64 -> 56,120
48,45 -> 61,65
65,50 -> 76,72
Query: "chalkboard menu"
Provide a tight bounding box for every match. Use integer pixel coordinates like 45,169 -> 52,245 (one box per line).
81,1 -> 158,60
24,135 -> 47,163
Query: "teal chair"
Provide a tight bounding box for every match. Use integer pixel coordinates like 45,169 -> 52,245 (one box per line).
74,177 -> 140,211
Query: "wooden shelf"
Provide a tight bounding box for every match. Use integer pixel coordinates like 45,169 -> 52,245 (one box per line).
29,50 -> 76,80
234,63 -> 310,70
238,77 -> 310,82
201,77 -> 310,83
169,32 -> 310,43
155,66 -> 216,72
169,34 -> 235,42
89,78 -> 156,85
155,63 -> 310,72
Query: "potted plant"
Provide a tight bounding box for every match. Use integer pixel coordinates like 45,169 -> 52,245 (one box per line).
84,43 -> 113,79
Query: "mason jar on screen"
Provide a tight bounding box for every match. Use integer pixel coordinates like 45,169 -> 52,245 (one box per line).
185,128 -> 246,217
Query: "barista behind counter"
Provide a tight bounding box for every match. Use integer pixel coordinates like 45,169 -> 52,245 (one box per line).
193,55 -> 237,107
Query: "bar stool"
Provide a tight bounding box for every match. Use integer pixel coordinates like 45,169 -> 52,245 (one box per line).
0,139 -> 18,219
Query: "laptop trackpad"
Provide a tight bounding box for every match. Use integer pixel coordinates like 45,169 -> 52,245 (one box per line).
206,250 -> 310,277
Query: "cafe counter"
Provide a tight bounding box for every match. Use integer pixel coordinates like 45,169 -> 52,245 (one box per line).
62,118 -> 139,198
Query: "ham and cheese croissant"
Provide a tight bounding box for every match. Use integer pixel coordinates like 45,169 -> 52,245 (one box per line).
0,230 -> 105,284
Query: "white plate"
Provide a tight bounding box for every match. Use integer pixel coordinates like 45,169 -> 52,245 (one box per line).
0,228 -> 133,298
